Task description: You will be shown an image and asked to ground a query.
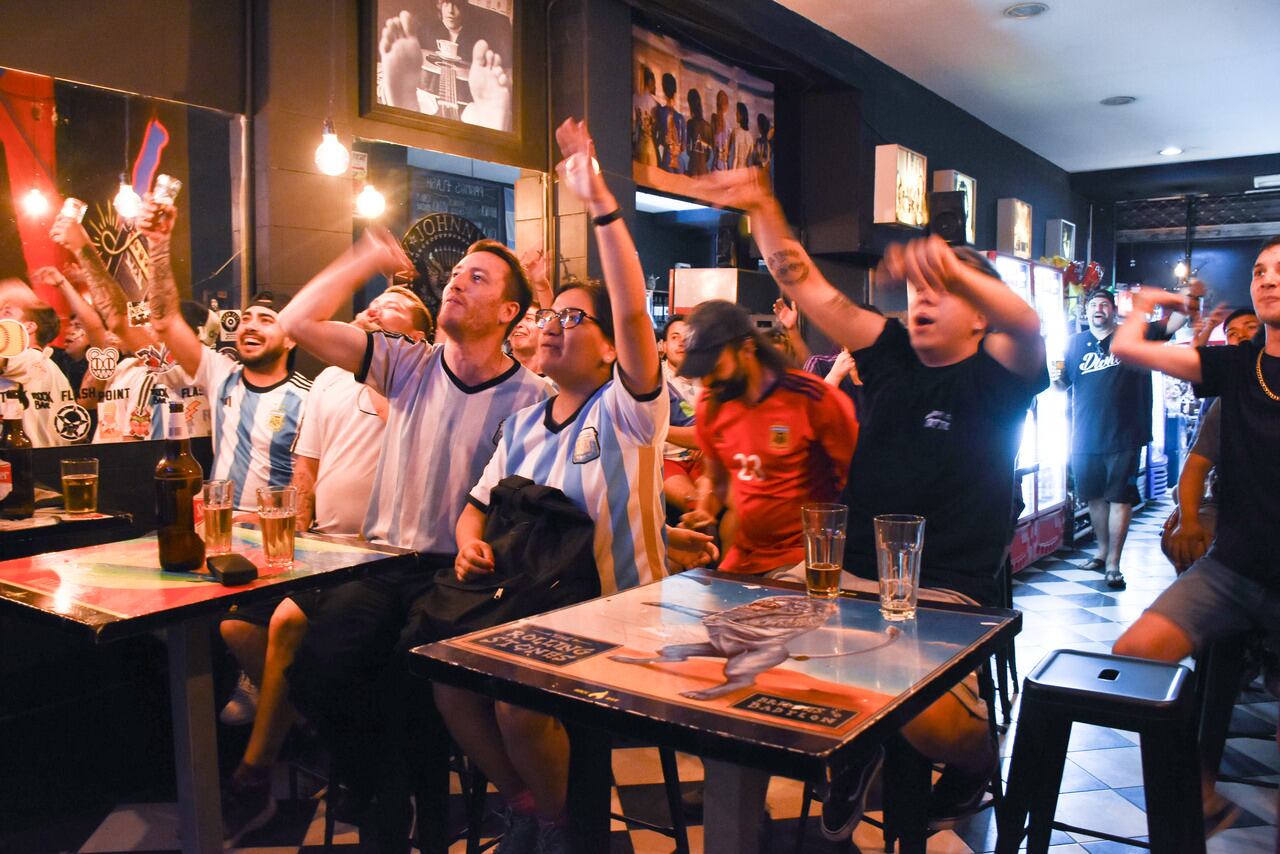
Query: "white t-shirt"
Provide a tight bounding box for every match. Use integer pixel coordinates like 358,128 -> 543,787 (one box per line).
2,348 -> 75,446
470,370 -> 669,595
198,348 -> 310,511
93,346 -> 208,444
359,332 -> 550,554
292,366 -> 384,536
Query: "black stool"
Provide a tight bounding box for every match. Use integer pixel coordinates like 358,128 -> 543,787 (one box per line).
995,649 -> 1204,854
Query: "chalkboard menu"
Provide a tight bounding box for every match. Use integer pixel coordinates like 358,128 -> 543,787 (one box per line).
410,169 -> 506,244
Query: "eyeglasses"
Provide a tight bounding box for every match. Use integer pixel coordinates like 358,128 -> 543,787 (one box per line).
534,308 -> 598,329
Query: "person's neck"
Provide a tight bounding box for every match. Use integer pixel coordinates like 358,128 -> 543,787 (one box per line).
551,367 -> 611,413
1089,323 -> 1115,341
1266,323 -> 1280,357
242,360 -> 288,386
443,334 -> 510,385
915,336 -> 981,368
745,363 -> 775,404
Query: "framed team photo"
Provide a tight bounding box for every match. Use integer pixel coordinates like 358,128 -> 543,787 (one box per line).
361,0 -> 519,143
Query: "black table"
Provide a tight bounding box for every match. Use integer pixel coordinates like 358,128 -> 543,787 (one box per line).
412,570 -> 1020,854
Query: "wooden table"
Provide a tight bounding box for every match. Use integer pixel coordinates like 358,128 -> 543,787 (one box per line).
412,570 -> 1020,854
0,527 -> 416,853
0,508 -> 135,559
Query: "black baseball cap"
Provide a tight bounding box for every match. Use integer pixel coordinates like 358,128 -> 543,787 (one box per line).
1084,288 -> 1116,307
245,291 -> 290,314
676,300 -> 754,378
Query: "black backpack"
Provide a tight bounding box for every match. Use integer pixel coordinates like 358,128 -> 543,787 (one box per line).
422,476 -> 600,641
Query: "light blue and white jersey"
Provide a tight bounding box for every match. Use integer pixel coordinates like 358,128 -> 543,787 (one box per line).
359,333 -> 550,554
470,370 -> 669,595
197,349 -> 310,511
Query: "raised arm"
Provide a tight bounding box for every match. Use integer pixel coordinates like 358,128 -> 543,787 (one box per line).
554,119 -> 660,396
893,236 -> 1045,378
279,228 -> 413,373
696,168 -> 886,352
1111,287 -> 1203,383
32,266 -> 108,349
49,215 -> 152,354
772,297 -> 811,363
520,248 -> 556,310
135,197 -> 203,375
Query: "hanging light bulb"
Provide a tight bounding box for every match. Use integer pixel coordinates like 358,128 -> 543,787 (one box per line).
1173,260 -> 1189,280
20,187 -> 50,218
314,118 -> 349,176
113,174 -> 142,221
355,183 -> 386,219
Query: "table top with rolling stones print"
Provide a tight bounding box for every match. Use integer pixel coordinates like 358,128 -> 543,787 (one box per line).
412,569 -> 1019,782
0,526 -> 414,641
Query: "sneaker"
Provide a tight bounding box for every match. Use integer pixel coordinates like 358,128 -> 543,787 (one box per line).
534,821 -> 570,854
1105,568 -> 1126,590
820,747 -> 884,841
927,764 -> 993,830
220,672 -> 258,726
1204,793 -> 1242,838
495,811 -> 539,854
221,774 -> 275,846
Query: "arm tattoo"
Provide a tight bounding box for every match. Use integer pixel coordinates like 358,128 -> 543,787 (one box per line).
147,239 -> 179,323
75,245 -> 129,330
766,248 -> 811,287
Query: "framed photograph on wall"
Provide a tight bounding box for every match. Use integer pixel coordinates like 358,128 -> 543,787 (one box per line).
1046,218 -> 1076,261
361,0 -> 518,142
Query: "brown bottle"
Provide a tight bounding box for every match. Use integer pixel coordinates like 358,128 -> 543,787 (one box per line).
155,401 -> 205,571
0,389 -> 34,519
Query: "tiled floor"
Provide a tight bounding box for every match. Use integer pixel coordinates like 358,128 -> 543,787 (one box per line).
5,498 -> 1278,853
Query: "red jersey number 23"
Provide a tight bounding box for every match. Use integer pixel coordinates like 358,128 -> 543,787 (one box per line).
734,453 -> 765,482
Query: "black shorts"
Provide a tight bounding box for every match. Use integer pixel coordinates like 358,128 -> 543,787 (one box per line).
1072,449 -> 1141,504
223,588 -> 329,627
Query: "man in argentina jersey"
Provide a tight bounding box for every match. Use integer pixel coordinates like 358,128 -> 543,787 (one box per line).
275,226 -> 546,850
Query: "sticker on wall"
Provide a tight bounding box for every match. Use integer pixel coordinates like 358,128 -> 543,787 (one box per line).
86,346 -> 120,381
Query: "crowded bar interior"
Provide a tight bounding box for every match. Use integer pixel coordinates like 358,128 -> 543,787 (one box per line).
1,1 -> 1278,853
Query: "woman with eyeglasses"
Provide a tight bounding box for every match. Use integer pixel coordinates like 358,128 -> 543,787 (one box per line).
434,118 -> 689,854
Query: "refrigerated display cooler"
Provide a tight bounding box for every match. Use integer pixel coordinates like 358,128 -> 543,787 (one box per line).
987,253 -> 1071,572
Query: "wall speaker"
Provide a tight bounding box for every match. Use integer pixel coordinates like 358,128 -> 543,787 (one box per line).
929,191 -> 969,245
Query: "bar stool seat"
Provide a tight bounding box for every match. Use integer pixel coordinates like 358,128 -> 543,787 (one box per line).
995,649 -> 1204,854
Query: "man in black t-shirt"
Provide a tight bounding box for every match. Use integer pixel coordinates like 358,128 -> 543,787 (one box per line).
1057,288 -> 1153,590
699,167 -> 1048,840
1111,236 -> 1280,832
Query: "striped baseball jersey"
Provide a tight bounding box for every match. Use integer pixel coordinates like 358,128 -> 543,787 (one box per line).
359,332 -> 550,554
696,368 -> 858,575
469,371 -> 670,595
197,348 -> 311,511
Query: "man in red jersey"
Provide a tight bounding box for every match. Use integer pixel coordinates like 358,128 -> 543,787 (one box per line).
679,299 -> 857,574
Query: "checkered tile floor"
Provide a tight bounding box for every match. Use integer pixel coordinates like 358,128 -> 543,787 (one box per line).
6,498 -> 1278,853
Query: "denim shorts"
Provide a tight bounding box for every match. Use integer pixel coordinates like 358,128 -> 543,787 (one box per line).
1145,552 -> 1280,651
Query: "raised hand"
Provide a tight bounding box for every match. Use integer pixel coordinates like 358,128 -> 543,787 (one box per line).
461,39 -> 511,131
554,118 -> 609,208
137,194 -> 177,239
1130,286 -> 1193,317
697,167 -> 773,213
50,214 -> 90,253
772,297 -> 799,332
29,266 -> 70,291
520,247 -> 549,286
360,226 -> 414,277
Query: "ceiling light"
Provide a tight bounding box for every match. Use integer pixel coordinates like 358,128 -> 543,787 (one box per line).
1173,260 -> 1189,279
355,184 -> 386,219
314,118 -> 349,176
113,175 -> 142,221
1100,95 -> 1137,106
1003,3 -> 1049,19
20,188 -> 50,218
1159,146 -> 1183,157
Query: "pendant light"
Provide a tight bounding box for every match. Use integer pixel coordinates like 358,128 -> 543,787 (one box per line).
315,0 -> 349,176
113,97 -> 142,221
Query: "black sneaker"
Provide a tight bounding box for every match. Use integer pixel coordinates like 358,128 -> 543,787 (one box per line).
221,775 -> 275,847
495,811 -> 539,854
1105,568 -> 1126,589
820,747 -> 884,841
927,764 -> 992,830
534,821 -> 570,854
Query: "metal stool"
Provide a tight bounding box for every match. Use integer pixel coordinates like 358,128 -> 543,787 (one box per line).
995,649 -> 1204,854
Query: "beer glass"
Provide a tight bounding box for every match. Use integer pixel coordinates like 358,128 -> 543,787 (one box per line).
202,480 -> 233,555
874,514 -> 925,621
801,503 -> 847,599
257,486 -> 297,569
61,458 -> 99,514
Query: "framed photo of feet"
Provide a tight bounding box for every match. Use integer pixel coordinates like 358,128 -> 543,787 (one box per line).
361,0 -> 526,148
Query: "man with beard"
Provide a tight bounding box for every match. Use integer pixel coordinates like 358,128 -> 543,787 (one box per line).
678,300 -> 857,575
141,197 -> 308,510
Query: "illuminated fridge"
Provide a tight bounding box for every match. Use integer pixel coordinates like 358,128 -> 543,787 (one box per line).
987,253 -> 1071,572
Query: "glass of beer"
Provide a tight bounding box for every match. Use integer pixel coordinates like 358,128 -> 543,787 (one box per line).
202,480 -> 233,556
801,503 -> 847,599
257,486 -> 296,569
874,514 -> 925,621
61,458 -> 99,514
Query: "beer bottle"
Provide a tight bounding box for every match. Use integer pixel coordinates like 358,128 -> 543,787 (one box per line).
0,388 -> 34,519
155,401 -> 205,571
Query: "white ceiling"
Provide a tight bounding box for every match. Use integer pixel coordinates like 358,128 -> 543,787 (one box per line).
774,0 -> 1280,173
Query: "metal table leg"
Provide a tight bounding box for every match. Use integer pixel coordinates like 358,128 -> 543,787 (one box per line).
167,618 -> 222,854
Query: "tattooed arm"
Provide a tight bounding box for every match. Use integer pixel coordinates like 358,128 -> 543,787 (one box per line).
137,197 -> 204,376
49,215 -> 153,353
698,169 -> 886,352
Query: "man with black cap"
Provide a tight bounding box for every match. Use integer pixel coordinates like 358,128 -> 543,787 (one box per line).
1056,287 -> 1155,589
678,299 -> 857,575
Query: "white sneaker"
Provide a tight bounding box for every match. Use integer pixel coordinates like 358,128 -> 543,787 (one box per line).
220,672 -> 259,726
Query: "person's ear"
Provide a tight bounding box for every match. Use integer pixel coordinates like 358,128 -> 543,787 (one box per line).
601,341 -> 617,368
498,300 -> 520,330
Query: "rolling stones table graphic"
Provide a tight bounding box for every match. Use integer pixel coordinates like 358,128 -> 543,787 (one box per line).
436,572 -> 1008,737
